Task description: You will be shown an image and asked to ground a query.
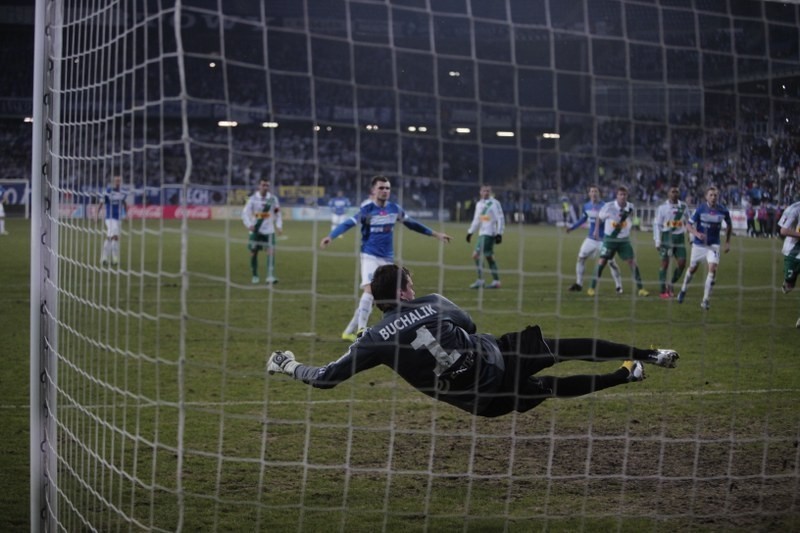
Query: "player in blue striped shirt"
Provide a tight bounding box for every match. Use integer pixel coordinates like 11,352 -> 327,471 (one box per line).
566,186 -> 622,293
320,176 -> 451,341
676,187 -> 732,310
97,175 -> 128,267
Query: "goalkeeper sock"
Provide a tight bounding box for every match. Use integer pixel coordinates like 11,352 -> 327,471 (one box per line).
356,292 -> 374,331
474,258 -> 482,279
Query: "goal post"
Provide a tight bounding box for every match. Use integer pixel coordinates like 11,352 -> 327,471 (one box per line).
30,0 -> 60,530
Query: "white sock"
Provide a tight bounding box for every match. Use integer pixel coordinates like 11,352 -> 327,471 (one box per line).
0,218 -> 5,233
608,260 -> 622,289
101,240 -> 110,261
111,240 -> 120,262
703,273 -> 715,301
575,257 -> 586,285
343,308 -> 359,334
681,270 -> 694,291
356,292 -> 374,331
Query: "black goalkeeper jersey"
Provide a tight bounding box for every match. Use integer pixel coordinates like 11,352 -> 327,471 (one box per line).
292,294 -> 505,415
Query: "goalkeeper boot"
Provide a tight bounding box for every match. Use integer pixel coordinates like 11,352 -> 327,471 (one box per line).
621,360 -> 645,382
488,280 -> 501,289
650,348 -> 679,368
251,276 -> 260,284
469,279 -> 485,289
637,288 -> 650,297
587,287 -> 596,296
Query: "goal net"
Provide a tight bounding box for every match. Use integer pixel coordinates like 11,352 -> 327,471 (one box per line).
30,0 -> 800,531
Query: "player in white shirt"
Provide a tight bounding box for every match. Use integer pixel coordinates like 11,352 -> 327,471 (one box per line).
466,185 -> 505,289
652,186 -> 690,299
588,186 -> 649,297
777,200 -> 800,328
242,178 -> 283,284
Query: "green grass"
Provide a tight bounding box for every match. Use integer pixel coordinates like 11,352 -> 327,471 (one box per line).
3,216 -> 800,531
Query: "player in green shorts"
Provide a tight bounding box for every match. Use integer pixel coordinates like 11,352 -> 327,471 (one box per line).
589,187 -> 649,297
653,186 -> 690,299
778,200 -> 800,328
466,185 -> 505,289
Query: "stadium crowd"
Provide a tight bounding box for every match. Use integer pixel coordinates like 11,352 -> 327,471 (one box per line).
0,113 -> 798,223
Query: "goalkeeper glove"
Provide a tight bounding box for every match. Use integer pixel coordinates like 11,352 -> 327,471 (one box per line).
495,234 -> 502,244
466,233 -> 472,243
267,351 -> 299,377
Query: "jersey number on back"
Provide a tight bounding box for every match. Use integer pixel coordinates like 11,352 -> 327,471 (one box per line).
411,326 -> 462,377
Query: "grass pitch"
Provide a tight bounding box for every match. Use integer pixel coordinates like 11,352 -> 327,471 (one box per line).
2,216 -> 799,531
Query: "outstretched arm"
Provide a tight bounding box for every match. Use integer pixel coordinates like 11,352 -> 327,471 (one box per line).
268,342 -> 383,388
320,217 -> 357,248
403,218 -> 451,243
566,212 -> 587,233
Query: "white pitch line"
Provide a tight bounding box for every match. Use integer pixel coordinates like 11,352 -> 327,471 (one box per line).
5,387 -> 799,412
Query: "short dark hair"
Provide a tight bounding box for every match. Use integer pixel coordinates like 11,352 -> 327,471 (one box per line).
371,175 -> 389,187
371,264 -> 411,311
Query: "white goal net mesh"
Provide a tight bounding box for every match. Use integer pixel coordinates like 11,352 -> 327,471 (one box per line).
31,0 -> 800,531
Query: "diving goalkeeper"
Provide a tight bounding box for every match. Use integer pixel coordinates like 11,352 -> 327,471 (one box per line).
268,264 -> 679,417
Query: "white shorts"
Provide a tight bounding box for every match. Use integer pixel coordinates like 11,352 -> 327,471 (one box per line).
690,244 -> 720,266
331,213 -> 348,227
360,253 -> 391,288
105,219 -> 121,238
578,238 -> 602,259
